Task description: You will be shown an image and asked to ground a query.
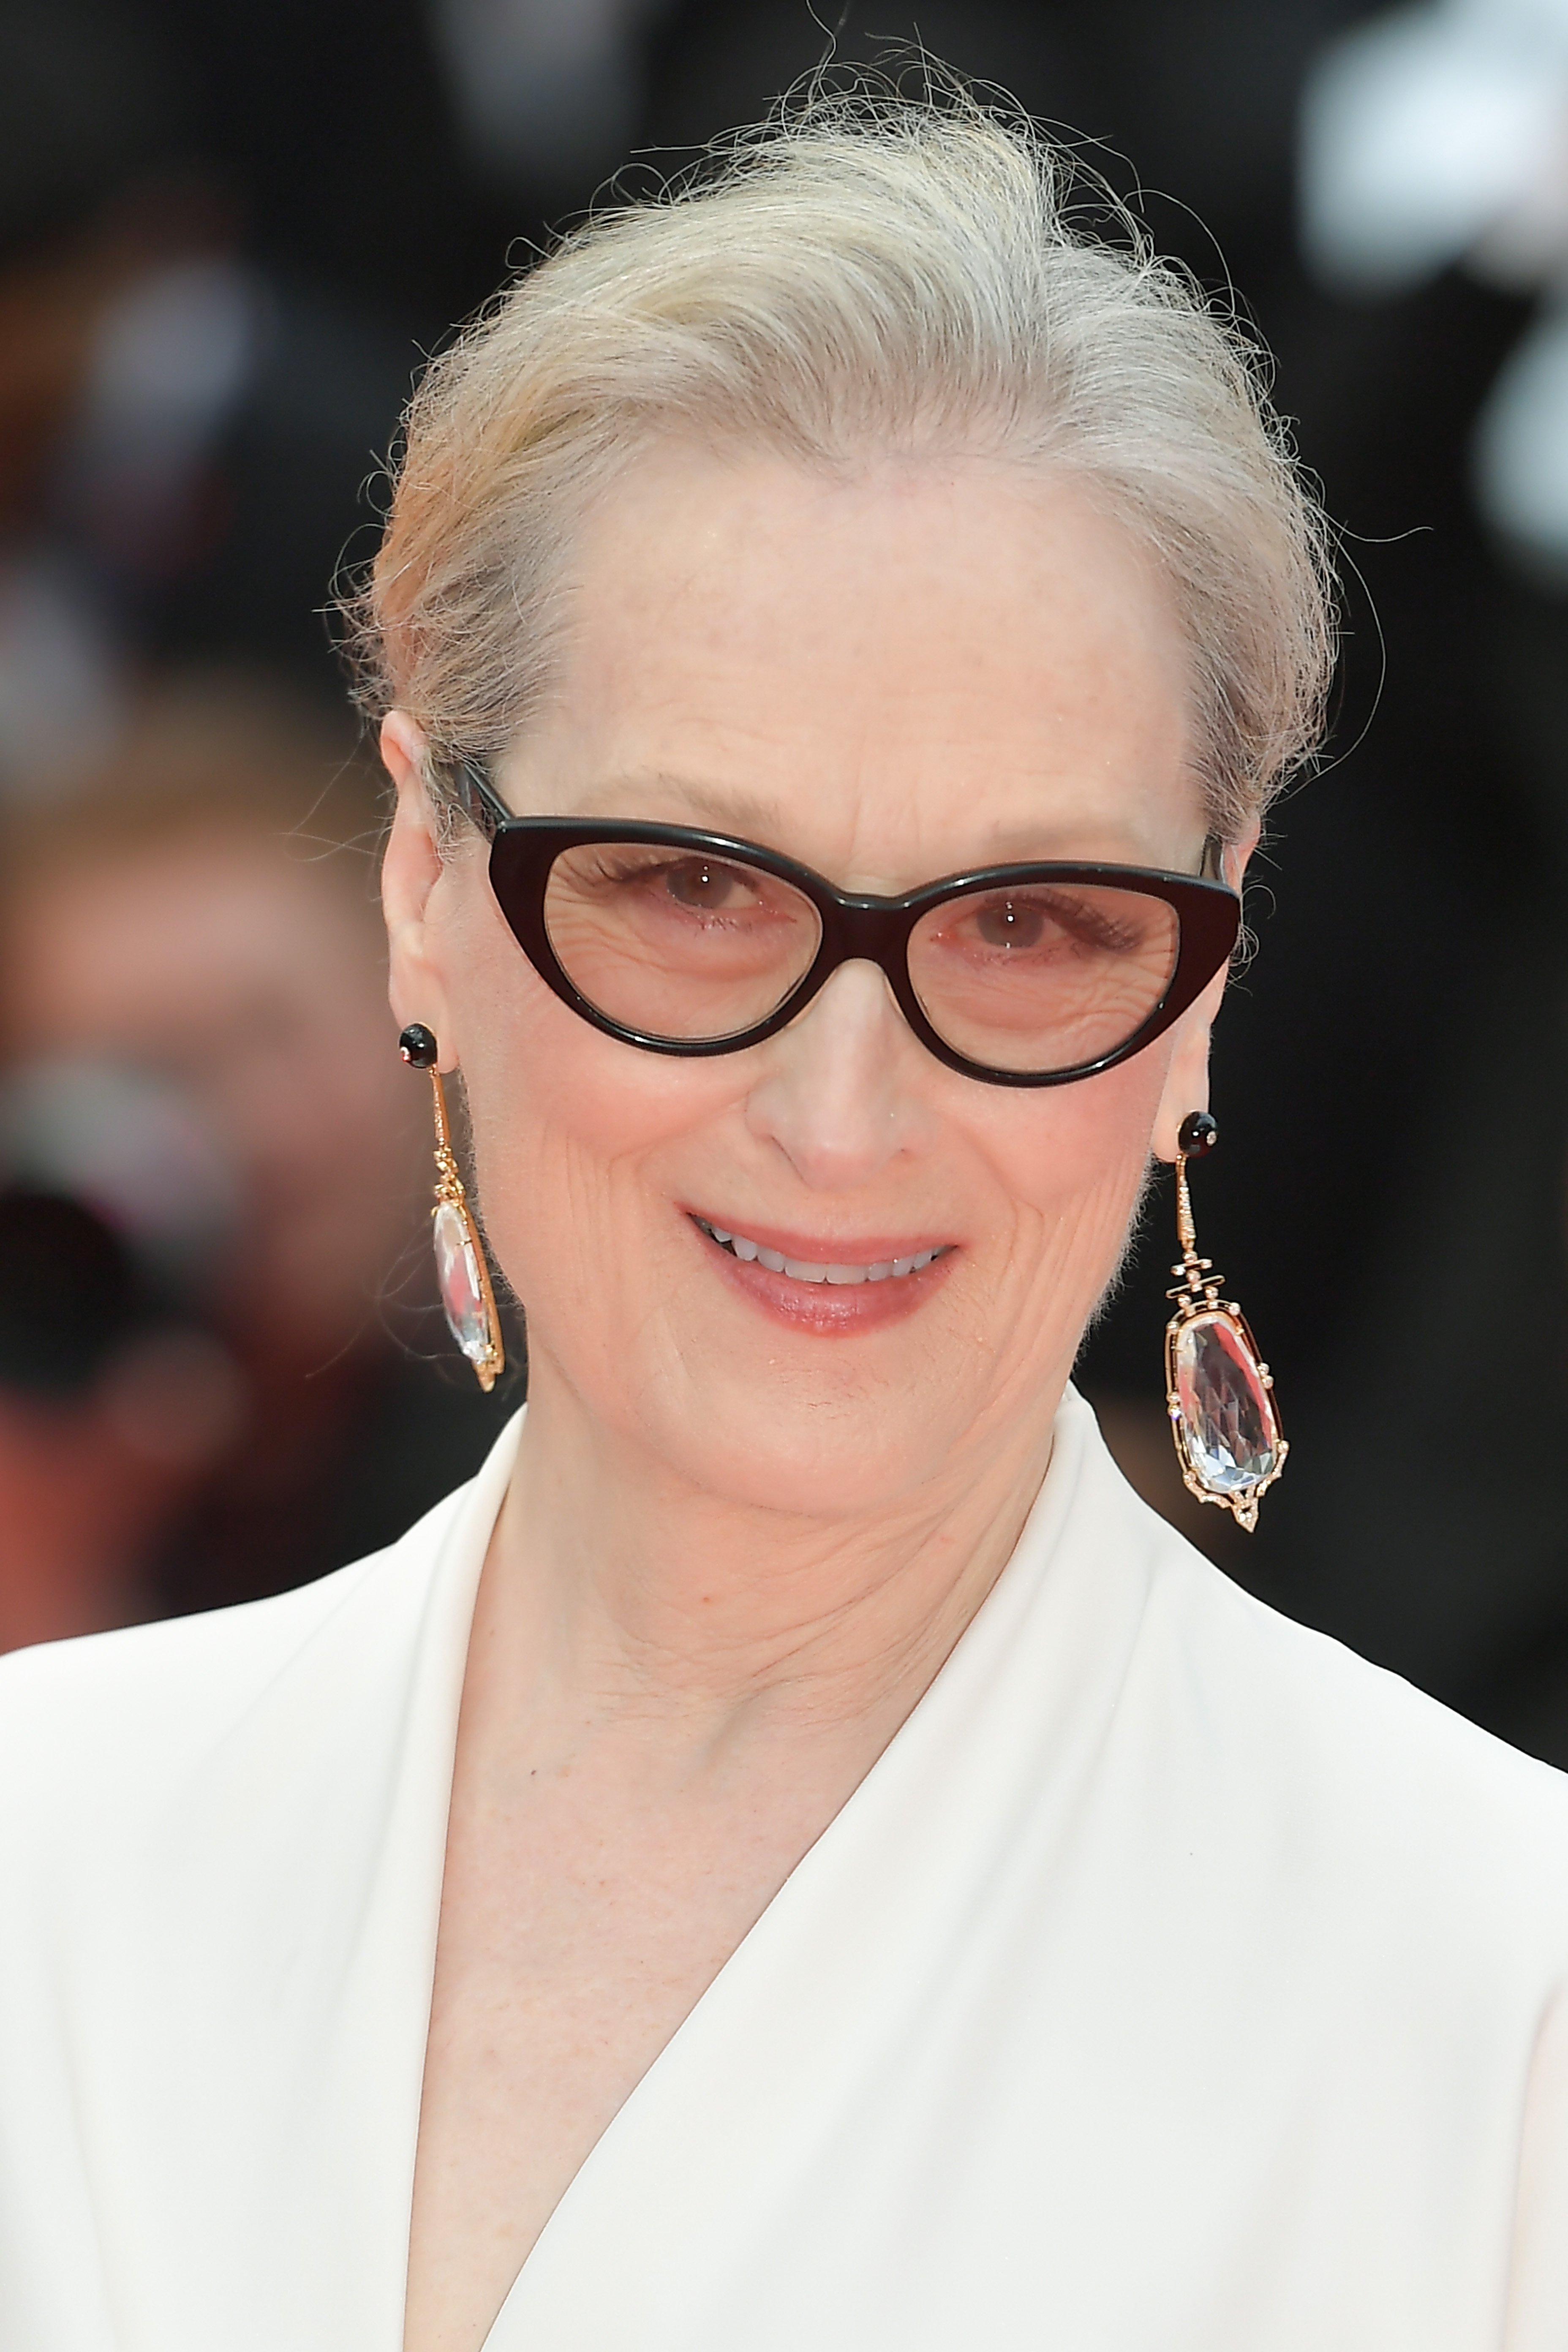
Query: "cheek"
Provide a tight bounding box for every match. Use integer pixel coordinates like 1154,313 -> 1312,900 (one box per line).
944,1066 -> 1167,1407
975,1047 -> 1171,1241
454,950 -> 738,1296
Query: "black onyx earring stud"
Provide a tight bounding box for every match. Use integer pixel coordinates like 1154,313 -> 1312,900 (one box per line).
1162,1109 -> 1286,1530
398,1024 -> 505,1391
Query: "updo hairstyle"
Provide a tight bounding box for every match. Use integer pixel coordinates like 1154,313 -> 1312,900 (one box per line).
353,93 -> 1335,844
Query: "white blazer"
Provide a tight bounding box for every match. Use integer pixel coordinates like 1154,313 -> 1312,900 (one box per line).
3,1388 -> 1567,2351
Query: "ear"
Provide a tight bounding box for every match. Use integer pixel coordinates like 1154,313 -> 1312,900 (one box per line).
1150,824 -> 1259,1165
380,711 -> 457,1067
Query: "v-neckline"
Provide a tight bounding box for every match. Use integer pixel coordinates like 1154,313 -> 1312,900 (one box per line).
393,1393 -> 1113,2350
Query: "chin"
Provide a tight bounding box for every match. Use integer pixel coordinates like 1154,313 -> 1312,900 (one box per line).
631,1370 -> 976,1522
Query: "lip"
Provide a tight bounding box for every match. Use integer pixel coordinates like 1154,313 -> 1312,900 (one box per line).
687,1211 -> 953,1269
685,1209 -> 956,1335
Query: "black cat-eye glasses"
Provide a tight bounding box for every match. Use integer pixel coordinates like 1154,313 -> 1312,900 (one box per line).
457,762 -> 1239,1089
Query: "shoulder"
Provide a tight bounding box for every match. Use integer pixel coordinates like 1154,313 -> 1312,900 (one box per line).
1073,1407 -> 1568,1944
0,1471 -> 474,1862
1169,1519 -> 1566,1823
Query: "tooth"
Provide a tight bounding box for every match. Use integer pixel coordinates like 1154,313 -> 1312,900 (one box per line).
711,1227 -> 732,1245
783,1259 -> 829,1282
732,1236 -> 759,1261
757,1247 -> 786,1272
867,1263 -> 893,1281
911,1250 -> 935,1270
891,1257 -> 915,1277
825,1264 -> 868,1285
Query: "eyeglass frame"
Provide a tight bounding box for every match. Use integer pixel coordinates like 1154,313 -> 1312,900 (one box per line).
455,760 -> 1241,1089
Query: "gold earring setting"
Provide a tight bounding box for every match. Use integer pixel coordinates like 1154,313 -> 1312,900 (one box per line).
399,1024 -> 505,1392
1164,1111 -> 1285,1531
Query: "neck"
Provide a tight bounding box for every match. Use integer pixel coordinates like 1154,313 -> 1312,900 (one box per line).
478,1356 -> 1068,1776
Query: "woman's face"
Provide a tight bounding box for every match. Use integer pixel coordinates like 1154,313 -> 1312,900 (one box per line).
384,442 -> 1230,1518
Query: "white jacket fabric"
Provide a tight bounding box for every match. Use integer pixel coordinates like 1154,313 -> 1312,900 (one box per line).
3,1388 -> 1567,2351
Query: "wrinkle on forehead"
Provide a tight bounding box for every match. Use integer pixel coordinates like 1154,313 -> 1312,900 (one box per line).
496,439 -> 1203,880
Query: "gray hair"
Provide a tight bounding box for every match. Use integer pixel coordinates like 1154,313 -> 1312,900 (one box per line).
352,93 -> 1335,841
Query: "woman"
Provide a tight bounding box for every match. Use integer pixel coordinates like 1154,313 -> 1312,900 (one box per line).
3,99 -> 1566,2352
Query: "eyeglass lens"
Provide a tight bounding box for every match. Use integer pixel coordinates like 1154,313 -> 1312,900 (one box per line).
542,841 -> 1181,1073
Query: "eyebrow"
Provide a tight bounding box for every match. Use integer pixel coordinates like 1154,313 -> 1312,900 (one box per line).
504,768 -> 1211,877
561,770 -> 787,835
551,777 -> 1141,854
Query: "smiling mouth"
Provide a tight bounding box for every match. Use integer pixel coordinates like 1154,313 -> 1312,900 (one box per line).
691,1216 -> 950,1286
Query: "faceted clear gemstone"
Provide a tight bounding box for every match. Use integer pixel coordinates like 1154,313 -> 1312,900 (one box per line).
1173,1309 -> 1281,1494
433,1200 -> 492,1364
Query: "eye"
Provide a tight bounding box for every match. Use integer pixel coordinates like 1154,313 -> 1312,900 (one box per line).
662,858 -> 754,911
972,898 -> 1046,950
587,849 -> 766,915
956,887 -> 1144,958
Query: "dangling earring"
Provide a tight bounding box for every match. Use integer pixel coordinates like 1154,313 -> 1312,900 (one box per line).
399,1024 -> 505,1393
1164,1111 -> 1285,1531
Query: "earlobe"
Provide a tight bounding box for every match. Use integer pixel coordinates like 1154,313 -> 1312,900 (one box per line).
379,711 -> 455,1059
1151,963 -> 1228,1164
1152,819 -> 1257,1160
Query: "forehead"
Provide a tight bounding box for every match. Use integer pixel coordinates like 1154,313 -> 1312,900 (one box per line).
502,438 -> 1203,876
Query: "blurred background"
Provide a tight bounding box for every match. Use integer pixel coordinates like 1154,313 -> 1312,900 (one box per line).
1,0 -> 1565,1765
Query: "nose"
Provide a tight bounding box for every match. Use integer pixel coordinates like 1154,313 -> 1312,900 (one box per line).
743,960 -> 937,1191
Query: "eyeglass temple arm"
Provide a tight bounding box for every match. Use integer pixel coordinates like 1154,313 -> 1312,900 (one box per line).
454,758 -> 509,841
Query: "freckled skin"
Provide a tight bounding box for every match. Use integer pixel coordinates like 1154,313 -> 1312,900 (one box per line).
382,442 -> 1246,2352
